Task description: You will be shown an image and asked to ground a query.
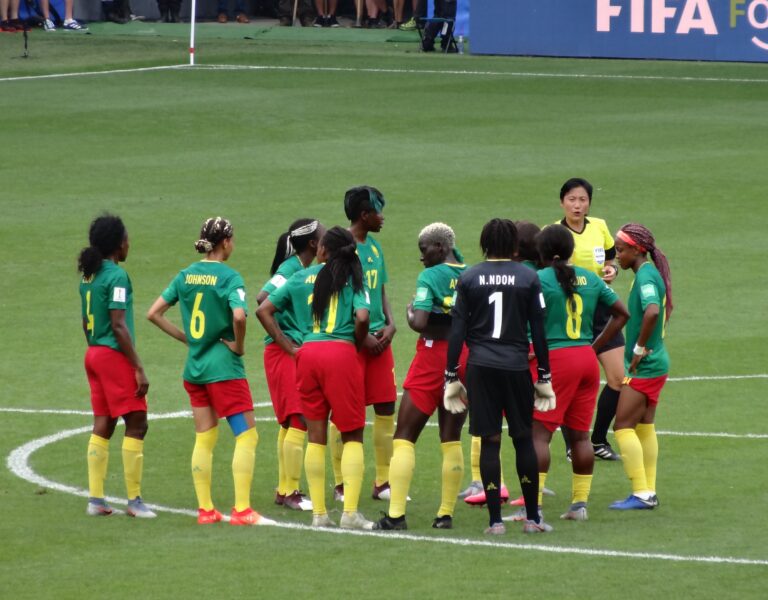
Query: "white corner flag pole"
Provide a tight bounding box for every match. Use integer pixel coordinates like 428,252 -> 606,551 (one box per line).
189,0 -> 197,66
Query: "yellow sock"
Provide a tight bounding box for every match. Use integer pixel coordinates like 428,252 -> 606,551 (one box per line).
304,442 -> 327,516
87,434 -> 110,499
636,423 -> 658,492
329,423 -> 343,486
572,473 -> 593,504
538,472 -> 548,507
283,427 -> 306,493
341,441 -> 364,513
388,440 -> 415,519
276,426 -> 288,495
122,436 -> 144,500
192,427 -> 218,511
615,428 -> 650,495
373,414 -> 394,485
470,436 -> 481,482
232,427 -> 258,512
438,441 -> 463,518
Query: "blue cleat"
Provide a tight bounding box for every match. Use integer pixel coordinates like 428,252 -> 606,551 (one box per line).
609,494 -> 655,510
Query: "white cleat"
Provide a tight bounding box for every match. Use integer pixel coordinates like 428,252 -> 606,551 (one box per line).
127,497 -> 158,519
340,511 -> 377,530
311,513 -> 337,528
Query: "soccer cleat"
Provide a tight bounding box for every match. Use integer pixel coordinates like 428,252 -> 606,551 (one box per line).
274,491 -> 286,506
457,480 -> 483,499
484,522 -> 506,535
503,506 -> 543,522
86,498 -> 117,516
62,19 -> 87,31
609,494 -> 655,510
593,443 -> 621,461
648,494 -> 660,507
523,518 -> 553,533
399,17 -> 417,31
333,484 -> 344,503
508,496 -> 525,507
230,507 -> 276,525
371,481 -> 409,501
283,490 -> 313,512
376,513 -> 407,531
43,18 -> 56,31
432,515 -> 453,529
311,513 -> 337,528
197,508 -> 223,524
340,511 -> 377,530
126,496 -> 157,519
560,503 -> 588,521
464,484 -> 509,506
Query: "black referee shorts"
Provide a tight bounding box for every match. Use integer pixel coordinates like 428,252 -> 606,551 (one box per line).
466,364 -> 534,439
592,302 -> 625,354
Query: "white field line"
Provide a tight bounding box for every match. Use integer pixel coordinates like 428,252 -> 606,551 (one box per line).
2,63 -> 768,85
6,417 -> 767,567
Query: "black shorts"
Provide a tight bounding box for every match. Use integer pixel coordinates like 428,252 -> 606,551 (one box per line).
466,364 -> 534,439
592,302 -> 625,354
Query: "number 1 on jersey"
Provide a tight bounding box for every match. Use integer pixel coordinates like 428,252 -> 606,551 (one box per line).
489,291 -> 503,339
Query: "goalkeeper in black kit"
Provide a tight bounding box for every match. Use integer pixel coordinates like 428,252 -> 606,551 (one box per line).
444,219 -> 556,535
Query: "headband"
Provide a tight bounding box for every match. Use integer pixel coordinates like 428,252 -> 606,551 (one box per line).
616,229 -> 647,253
290,220 -> 319,238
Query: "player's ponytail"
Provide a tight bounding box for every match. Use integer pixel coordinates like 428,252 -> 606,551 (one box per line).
269,218 -> 320,275
312,227 -> 363,324
536,225 -> 577,308
78,214 -> 126,279
196,217 -> 233,254
618,223 -> 673,320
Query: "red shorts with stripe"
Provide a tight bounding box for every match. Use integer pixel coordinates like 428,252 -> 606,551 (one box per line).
263,343 -> 303,424
357,343 -> 397,406
533,345 -> 600,433
296,341 -> 365,432
85,346 -> 148,418
623,374 -> 668,407
403,339 -> 468,417
183,378 -> 254,419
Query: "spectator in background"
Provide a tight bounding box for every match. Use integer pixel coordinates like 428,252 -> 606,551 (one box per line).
278,0 -> 314,26
217,0 -> 249,22
394,0 -> 419,30
0,0 -> 21,32
41,0 -> 87,30
421,0 -> 456,52
364,0 -> 392,28
156,0 -> 182,22
313,0 -> 340,27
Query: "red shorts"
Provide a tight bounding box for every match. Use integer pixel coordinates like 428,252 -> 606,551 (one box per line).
534,346 -> 600,433
183,378 -> 254,419
263,343 -> 303,424
357,343 -> 397,406
84,346 -> 148,418
623,374 -> 668,407
403,339 -> 468,417
296,341 -> 365,432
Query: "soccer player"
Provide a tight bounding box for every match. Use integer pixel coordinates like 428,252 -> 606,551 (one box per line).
78,214 -> 156,519
443,218 -> 555,535
557,178 -> 624,461
525,225 -> 628,522
147,217 -> 273,526
345,186 -> 398,502
255,219 -> 325,512
377,223 -> 467,531
260,226 -> 376,530
609,223 -> 673,510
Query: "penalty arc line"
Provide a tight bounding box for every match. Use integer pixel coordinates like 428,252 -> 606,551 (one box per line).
5,414 -> 768,567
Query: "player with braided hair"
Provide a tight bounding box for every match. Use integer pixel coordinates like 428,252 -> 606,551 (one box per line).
377,223 -> 468,531
609,223 -> 673,511
78,214 -> 155,518
147,217 -> 273,526
255,219 -> 325,512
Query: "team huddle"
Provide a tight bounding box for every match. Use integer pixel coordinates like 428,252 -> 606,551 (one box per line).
77,179 -> 673,535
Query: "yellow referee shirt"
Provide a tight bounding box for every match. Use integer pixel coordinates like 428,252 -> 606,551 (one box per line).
557,217 -> 615,277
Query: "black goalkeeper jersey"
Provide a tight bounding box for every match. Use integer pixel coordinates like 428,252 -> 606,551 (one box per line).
447,259 -> 548,372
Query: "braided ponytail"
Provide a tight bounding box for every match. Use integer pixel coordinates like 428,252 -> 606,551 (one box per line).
311,227 -> 363,324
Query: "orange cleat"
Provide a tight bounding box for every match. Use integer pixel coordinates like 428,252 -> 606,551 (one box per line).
198,508 -> 223,524
230,507 -> 276,526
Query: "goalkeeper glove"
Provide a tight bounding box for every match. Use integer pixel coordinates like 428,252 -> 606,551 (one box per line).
533,369 -> 556,412
443,367 -> 467,414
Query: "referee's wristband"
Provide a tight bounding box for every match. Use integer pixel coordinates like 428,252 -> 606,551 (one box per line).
633,344 -> 646,357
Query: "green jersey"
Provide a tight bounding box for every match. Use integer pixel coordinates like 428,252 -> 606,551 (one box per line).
412,262 -> 466,314
79,260 -> 136,351
625,262 -> 669,377
267,264 -> 319,345
539,265 -> 619,349
356,235 -> 388,332
161,260 -> 248,384
259,255 -> 306,345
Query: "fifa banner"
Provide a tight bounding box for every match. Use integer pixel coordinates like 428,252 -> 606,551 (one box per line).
472,0 -> 768,62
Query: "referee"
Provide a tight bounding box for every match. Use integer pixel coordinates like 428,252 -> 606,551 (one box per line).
444,219 -> 555,534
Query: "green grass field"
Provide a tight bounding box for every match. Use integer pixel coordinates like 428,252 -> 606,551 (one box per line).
1,22 -> 767,599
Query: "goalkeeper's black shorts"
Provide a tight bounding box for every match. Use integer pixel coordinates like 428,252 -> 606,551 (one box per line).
466,364 -> 534,439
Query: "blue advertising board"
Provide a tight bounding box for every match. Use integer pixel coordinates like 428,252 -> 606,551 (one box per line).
472,0 -> 768,63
